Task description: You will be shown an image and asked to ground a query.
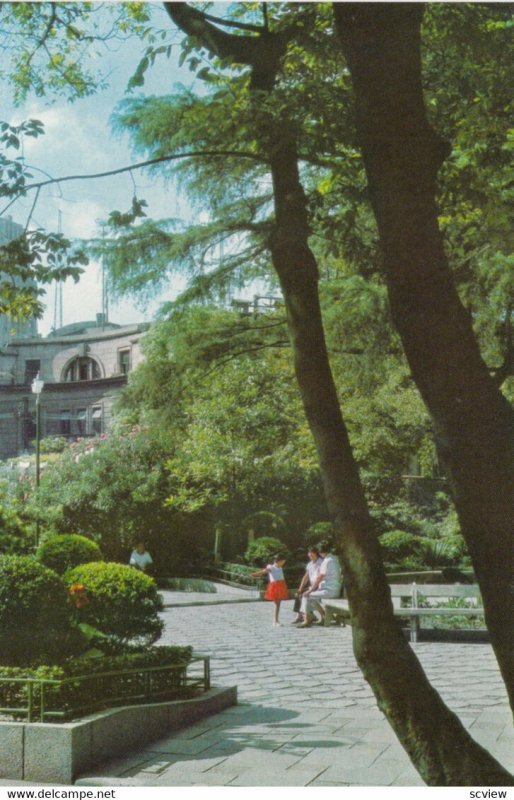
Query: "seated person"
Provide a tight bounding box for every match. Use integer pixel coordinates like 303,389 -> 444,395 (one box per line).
298,540 -> 341,627
129,541 -> 153,573
292,545 -> 323,624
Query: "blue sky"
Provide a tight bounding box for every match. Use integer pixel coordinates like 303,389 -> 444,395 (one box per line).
3,2 -> 198,335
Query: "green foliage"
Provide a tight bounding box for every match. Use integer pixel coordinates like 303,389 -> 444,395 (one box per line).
0,120 -> 87,321
2,3 -> 509,593
0,494 -> 31,555
240,511 -> 286,539
28,428 -> 192,566
66,562 -> 164,647
244,536 -> 289,565
39,436 -> 68,454
304,520 -> 335,545
379,530 -> 423,564
36,534 -> 103,575
418,536 -> 467,568
119,307 -> 323,549
422,5 -> 514,377
0,555 -> 78,665
0,3 -> 152,103
0,645 -> 193,720
214,562 -> 262,585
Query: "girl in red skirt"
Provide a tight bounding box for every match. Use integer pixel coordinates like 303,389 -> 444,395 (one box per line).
252,553 -> 289,627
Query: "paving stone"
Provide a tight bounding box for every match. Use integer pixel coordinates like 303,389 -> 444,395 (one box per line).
143,737 -> 218,756
77,600 -> 512,788
322,758 -> 408,785
206,747 -> 300,769
227,768 -> 326,786
394,768 -> 425,786
153,769 -> 240,786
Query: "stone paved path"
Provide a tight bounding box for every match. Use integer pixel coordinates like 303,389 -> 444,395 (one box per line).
77,598 -> 514,787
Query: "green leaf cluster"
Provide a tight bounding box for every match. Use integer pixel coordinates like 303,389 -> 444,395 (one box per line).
0,555 -> 78,665
66,561 -> 164,647
36,533 -> 103,575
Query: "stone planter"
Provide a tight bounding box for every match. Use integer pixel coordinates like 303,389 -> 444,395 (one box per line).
0,686 -> 237,784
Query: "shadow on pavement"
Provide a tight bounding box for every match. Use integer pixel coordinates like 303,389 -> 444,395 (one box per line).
76,702 -> 344,785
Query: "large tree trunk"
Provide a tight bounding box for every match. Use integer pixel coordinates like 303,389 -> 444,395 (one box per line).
165,2 -> 514,784
266,117 -> 512,786
334,2 -> 514,712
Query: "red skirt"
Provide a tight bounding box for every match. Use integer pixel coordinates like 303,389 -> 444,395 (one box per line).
264,580 -> 289,601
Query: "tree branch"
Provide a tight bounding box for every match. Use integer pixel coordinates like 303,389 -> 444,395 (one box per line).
164,2 -> 260,64
201,10 -> 265,34
24,4 -> 57,70
164,2 -> 293,91
197,340 -> 290,383
0,149 -> 265,217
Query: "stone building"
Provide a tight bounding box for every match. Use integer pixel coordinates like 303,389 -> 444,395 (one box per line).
0,215 -> 148,459
0,316 -> 148,460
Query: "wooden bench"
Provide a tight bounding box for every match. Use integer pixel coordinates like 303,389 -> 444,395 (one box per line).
323,583 -> 483,642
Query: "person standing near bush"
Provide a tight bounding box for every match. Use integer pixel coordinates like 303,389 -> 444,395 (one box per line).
129,541 -> 153,573
251,553 -> 289,627
292,545 -> 323,624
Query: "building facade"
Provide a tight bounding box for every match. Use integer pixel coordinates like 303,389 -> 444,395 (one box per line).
0,317 -> 148,460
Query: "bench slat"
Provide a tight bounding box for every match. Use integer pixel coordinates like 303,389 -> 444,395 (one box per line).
322,583 -> 483,639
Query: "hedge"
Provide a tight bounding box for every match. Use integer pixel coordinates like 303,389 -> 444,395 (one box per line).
0,555 -> 78,665
0,645 -> 193,720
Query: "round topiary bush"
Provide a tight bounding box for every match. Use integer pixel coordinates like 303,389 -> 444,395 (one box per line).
66,562 -> 164,646
37,534 -> 103,575
0,555 -> 78,665
244,536 -> 289,565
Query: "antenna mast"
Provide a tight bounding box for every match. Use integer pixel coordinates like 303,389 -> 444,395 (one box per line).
53,210 -> 63,330
101,225 -> 109,328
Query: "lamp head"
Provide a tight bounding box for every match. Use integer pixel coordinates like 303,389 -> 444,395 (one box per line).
31,373 -> 45,395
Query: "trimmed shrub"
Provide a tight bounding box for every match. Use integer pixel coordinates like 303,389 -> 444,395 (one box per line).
37,534 -> 103,575
244,536 -> 288,565
66,562 -> 164,646
0,555 -> 78,665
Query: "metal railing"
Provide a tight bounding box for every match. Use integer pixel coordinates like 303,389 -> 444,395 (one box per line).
202,565 -> 263,589
0,654 -> 210,723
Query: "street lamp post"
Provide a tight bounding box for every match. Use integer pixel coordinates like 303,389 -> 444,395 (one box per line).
31,372 -> 44,546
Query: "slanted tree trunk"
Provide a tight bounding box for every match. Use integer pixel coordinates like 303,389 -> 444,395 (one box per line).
334,1 -> 514,711
165,3 -> 514,784
265,115 -> 513,787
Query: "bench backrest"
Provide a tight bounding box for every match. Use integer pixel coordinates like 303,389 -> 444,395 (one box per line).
389,582 -> 481,608
389,584 -> 415,599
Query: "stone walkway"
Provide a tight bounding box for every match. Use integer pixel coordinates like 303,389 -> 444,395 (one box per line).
76,595 -> 514,787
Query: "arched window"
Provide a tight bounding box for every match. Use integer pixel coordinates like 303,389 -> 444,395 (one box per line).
63,357 -> 101,382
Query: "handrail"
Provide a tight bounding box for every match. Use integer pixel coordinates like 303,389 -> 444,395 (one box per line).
0,655 -> 210,723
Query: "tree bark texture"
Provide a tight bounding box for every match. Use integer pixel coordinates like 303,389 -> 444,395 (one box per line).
265,118 -> 513,787
165,2 -> 514,784
334,2 -> 514,712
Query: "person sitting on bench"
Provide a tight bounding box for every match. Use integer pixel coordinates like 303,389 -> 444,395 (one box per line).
298,541 -> 341,628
